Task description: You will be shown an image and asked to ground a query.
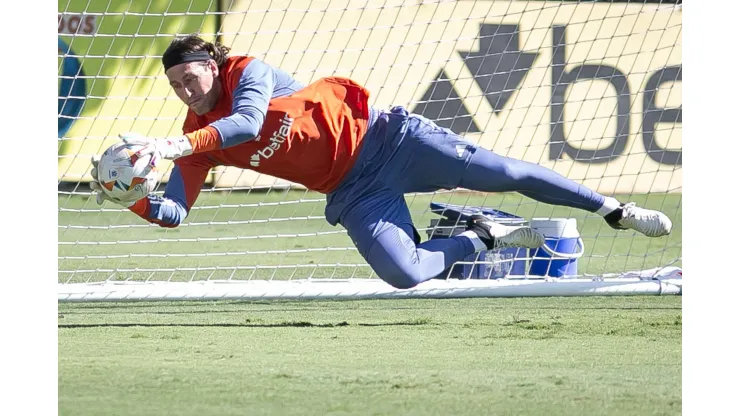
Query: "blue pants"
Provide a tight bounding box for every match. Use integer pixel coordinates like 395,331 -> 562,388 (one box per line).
325,107 -> 605,289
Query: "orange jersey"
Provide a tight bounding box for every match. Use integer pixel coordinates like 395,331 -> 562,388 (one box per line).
203,77 -> 371,193
182,62 -> 372,193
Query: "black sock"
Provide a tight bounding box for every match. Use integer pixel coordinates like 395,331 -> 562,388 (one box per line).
603,205 -> 626,228
466,216 -> 495,250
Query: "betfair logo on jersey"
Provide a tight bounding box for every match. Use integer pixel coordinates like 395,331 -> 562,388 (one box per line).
250,114 -> 293,167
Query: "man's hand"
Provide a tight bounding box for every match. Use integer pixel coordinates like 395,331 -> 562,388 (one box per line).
89,155 -> 136,208
120,132 -> 193,160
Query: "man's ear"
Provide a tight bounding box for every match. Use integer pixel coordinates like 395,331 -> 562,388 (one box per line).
209,60 -> 219,77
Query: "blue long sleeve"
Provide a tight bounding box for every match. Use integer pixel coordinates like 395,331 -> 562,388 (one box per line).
210,59 -> 304,149
133,156 -> 213,228
147,165 -> 190,226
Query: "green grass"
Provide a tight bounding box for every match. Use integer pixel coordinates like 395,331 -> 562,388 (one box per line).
58,296 -> 681,416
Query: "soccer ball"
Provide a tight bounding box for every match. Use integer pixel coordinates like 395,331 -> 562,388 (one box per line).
96,142 -> 159,203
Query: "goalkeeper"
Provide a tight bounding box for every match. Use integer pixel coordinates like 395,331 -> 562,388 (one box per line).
90,34 -> 673,290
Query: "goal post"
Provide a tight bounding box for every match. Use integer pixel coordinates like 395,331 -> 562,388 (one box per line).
58,0 -> 682,302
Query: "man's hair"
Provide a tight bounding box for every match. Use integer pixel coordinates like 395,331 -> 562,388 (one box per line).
162,34 -> 231,68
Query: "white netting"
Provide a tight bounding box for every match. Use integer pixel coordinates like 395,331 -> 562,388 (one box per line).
58,0 -> 682,301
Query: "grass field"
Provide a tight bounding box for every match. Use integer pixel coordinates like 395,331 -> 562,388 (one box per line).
59,190 -> 682,415
58,296 -> 681,416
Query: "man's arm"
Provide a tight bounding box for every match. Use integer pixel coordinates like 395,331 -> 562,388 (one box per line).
185,59 -> 277,153
128,155 -> 212,228
123,59 -> 305,161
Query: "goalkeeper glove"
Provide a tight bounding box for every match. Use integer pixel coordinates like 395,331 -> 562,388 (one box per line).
89,155 -> 136,208
120,132 -> 193,160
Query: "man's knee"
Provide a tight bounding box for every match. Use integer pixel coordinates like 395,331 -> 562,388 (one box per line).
371,255 -> 425,289
361,221 -> 430,289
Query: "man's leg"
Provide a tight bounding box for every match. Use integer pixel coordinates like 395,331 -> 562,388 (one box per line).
340,191 -> 483,289
460,147 -> 615,213
459,147 -> 672,237
385,108 -> 672,238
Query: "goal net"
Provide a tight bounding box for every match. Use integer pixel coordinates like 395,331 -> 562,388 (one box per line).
58,0 -> 682,302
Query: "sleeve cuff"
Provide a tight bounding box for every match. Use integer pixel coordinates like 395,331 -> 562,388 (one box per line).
185,126 -> 221,153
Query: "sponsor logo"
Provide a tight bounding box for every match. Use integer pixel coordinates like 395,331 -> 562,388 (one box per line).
58,14 -> 97,35
455,144 -> 467,158
249,114 -> 293,167
250,154 -> 260,167
412,23 -> 681,167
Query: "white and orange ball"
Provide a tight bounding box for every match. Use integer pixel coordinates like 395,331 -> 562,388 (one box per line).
96,142 -> 159,203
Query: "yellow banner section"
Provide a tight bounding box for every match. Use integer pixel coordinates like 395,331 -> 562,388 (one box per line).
217,0 -> 681,194
58,0 -> 217,183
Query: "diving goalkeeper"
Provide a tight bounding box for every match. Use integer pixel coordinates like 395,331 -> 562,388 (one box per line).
90,34 -> 673,290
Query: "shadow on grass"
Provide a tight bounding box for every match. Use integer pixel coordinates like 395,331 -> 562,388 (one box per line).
59,319 -> 433,329
58,301 -> 682,315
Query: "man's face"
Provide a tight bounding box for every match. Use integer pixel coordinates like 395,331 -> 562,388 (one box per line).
166,60 -> 220,115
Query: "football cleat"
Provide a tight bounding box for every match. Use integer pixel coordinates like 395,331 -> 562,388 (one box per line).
465,214 -> 545,250
604,202 -> 672,237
